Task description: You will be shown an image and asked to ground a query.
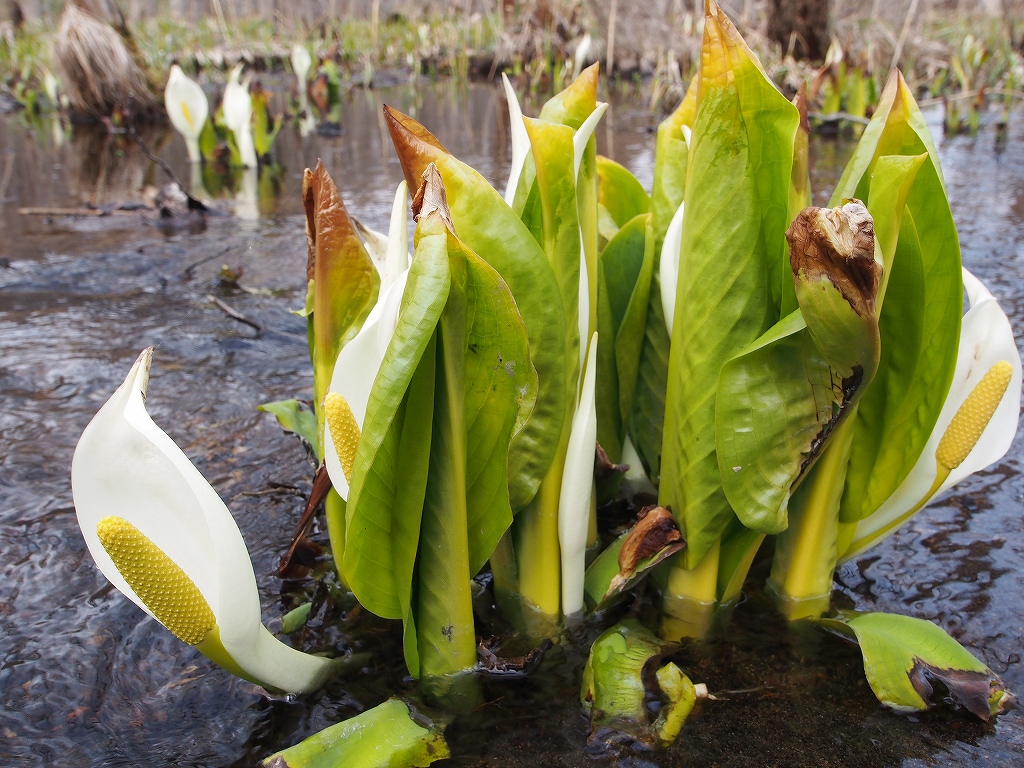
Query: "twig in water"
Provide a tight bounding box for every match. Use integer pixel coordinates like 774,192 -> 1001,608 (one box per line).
127,126 -> 208,213
183,246 -> 233,278
206,294 -> 262,336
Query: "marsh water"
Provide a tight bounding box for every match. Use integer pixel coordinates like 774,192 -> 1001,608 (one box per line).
2,80 -> 1024,767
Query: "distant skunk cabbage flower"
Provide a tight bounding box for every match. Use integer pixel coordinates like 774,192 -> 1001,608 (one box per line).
223,65 -> 258,169
72,350 -> 336,694
164,65 -> 209,164
291,44 -> 312,89
842,267 -> 1022,559
322,182 -> 411,500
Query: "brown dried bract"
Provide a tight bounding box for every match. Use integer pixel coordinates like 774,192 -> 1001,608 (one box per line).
787,200 -> 880,317
302,160 -> 361,283
411,163 -> 455,233
618,506 -> 683,578
909,659 -> 1010,721
595,443 -> 629,485
382,105 -> 449,192
277,462 -> 333,578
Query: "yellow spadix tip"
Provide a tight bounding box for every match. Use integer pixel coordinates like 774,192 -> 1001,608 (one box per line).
324,392 -> 360,481
96,516 -> 216,646
936,361 -> 1013,471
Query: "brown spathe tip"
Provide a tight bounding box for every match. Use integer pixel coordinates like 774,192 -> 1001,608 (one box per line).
788,200 -> 880,316
411,163 -> 455,233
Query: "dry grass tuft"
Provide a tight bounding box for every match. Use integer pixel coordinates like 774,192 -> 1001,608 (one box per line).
52,6 -> 157,119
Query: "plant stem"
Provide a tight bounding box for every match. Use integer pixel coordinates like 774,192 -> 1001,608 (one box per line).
512,432 -> 568,631
324,489 -> 349,589
661,541 -> 720,641
767,418 -> 855,620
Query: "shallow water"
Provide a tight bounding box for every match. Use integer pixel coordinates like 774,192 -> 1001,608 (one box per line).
1,81 -> 1022,767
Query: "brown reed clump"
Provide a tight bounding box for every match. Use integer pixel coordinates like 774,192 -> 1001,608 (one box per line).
52,5 -> 158,120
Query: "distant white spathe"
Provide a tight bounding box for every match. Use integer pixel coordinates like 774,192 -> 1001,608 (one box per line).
164,65 -> 209,164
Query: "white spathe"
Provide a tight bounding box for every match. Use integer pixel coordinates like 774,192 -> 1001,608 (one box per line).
502,73 -> 530,206
559,332 -> 599,616
842,267 -> 1023,560
72,349 -> 335,693
223,65 -> 258,169
323,264 -> 411,500
291,44 -> 312,87
660,199 -> 686,337
164,65 -> 209,164
354,182 -> 411,294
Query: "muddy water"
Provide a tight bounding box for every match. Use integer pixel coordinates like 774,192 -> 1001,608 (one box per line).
0,82 -> 1022,767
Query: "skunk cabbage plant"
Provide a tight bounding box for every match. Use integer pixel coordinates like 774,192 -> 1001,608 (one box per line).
223,64 -> 258,168
72,349 -> 337,694
164,64 -> 208,164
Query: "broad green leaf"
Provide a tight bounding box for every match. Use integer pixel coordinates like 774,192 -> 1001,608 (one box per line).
343,220 -> 450,620
650,79 -> 696,249
830,72 -> 963,523
659,5 -> 799,567
522,116 -> 582,409
625,81 -> 696,481
258,399 -> 319,461
539,63 -> 601,351
539,62 -> 599,129
763,159 -> 923,615
414,215 -> 536,678
596,155 -> 650,243
302,162 -> 379,447
347,190 -> 534,678
717,204 -> 882,534
384,107 -> 567,512
819,611 -> 1010,720
596,214 -> 655,461
261,698 -> 450,768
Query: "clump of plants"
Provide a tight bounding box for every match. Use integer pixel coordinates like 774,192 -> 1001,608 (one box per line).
70,2 -> 1020,764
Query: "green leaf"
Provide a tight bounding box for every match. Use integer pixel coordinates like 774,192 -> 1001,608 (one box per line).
625,82 -> 696,481
344,220 -> 451,621
413,226 -> 535,678
261,698 -> 450,768
832,74 -> 963,523
581,619 -> 698,746
650,80 -> 696,250
522,116 -> 582,407
819,611 -> 1010,720
384,107 -> 568,513
583,509 -> 684,610
659,6 -> 799,567
258,399 -> 320,461
596,155 -> 650,242
596,214 -> 655,460
718,200 -> 882,535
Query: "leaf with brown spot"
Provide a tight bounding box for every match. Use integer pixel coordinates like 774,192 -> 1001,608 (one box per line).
818,611 -> 1011,720
584,506 -> 685,610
